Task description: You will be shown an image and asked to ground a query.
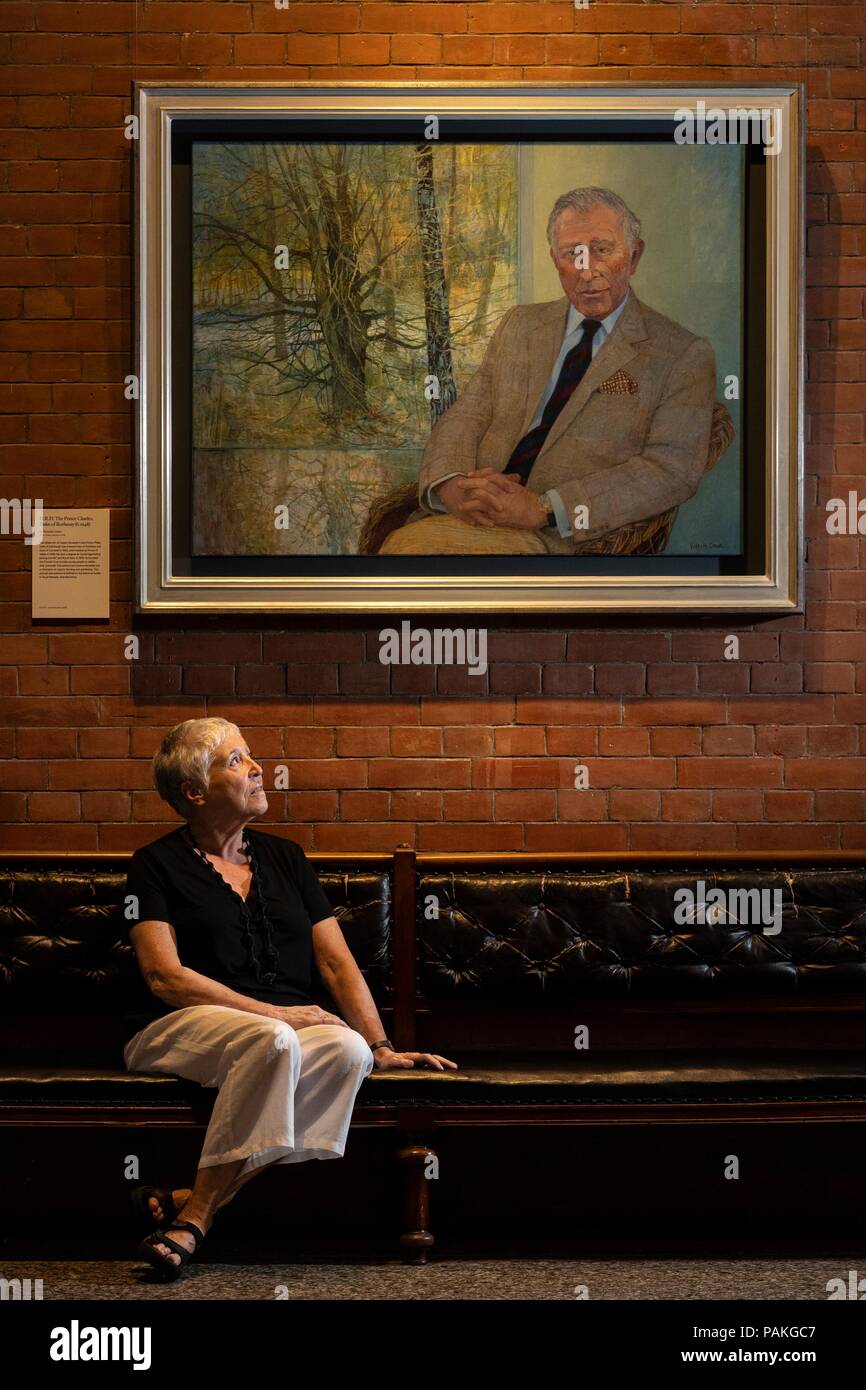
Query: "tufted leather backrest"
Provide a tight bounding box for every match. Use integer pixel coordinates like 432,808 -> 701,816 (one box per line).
0,854 -> 392,1060
5,851 -> 866,1063
417,863 -> 866,1001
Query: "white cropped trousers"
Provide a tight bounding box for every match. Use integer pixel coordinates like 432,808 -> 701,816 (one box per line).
123,1006 -> 375,1187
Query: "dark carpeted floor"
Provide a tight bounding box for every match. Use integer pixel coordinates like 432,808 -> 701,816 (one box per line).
3,1255 -> 863,1300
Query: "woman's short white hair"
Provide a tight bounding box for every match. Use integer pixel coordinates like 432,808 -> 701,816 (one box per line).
152,717 -> 241,819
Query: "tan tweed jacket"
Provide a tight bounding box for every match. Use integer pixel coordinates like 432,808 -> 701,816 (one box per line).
409,291 -> 718,553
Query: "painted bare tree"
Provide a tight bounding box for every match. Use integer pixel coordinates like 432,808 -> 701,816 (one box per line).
414,142 -> 457,427
192,140 -> 519,556
194,142 -> 420,436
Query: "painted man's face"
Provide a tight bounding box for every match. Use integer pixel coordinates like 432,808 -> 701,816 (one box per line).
549,204 -> 644,321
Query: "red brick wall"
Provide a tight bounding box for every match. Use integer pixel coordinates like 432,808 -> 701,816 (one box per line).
2,2 -> 864,853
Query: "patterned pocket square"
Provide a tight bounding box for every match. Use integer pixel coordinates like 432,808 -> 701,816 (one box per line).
599,369 -> 639,396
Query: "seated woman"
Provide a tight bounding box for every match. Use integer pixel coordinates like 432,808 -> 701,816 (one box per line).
123,715 -> 456,1280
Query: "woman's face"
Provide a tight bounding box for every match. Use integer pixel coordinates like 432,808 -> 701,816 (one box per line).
186,729 -> 268,822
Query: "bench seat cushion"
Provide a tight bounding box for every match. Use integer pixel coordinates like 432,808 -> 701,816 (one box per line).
4,1051 -> 866,1110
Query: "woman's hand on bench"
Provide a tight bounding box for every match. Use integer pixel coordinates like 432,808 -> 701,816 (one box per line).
372,1047 -> 458,1071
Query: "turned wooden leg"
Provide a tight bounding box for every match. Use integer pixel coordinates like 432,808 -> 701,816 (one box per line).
397,1140 -> 436,1264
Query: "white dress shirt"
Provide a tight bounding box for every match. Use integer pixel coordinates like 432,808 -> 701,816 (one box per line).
426,290 -> 630,537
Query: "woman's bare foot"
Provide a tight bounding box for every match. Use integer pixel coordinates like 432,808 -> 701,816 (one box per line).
150,1204 -> 211,1267
147,1188 -> 192,1227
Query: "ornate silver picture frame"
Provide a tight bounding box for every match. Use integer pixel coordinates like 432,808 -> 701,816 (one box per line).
134,82 -> 803,614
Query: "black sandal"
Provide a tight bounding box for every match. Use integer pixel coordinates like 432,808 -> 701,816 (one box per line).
130,1184 -> 182,1232
135,1220 -> 205,1281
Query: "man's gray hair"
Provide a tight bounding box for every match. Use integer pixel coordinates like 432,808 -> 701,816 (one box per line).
547,187 -> 642,252
152,717 -> 241,818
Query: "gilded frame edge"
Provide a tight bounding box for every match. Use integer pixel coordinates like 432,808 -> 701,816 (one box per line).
133,81 -> 805,616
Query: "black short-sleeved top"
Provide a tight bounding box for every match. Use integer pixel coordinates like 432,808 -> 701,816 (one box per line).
122,826 -> 334,1042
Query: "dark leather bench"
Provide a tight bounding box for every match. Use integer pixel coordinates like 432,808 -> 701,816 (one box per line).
3,848 -> 866,1262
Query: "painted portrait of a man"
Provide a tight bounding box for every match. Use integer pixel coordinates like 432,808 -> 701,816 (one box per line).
138,83 -> 802,613
190,146 -> 738,563
378,186 -> 734,557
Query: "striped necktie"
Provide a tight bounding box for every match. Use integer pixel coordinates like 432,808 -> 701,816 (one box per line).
504,317 -> 603,485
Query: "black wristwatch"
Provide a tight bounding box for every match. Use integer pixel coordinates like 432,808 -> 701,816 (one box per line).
369,1038 -> 393,1053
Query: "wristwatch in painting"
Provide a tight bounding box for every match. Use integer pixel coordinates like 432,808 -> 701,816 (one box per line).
537,491 -> 557,529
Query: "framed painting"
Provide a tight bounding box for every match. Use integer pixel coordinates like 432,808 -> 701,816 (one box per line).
134,82 -> 803,613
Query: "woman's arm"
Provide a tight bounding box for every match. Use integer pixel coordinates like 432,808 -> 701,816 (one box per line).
312,917 -> 390,1040
313,916 -> 458,1071
129,919 -> 285,1019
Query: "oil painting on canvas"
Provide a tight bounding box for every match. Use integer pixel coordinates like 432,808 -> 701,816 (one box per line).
190,139 -> 741,560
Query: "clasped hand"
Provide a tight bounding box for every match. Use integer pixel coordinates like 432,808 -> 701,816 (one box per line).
436,470 -> 547,529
